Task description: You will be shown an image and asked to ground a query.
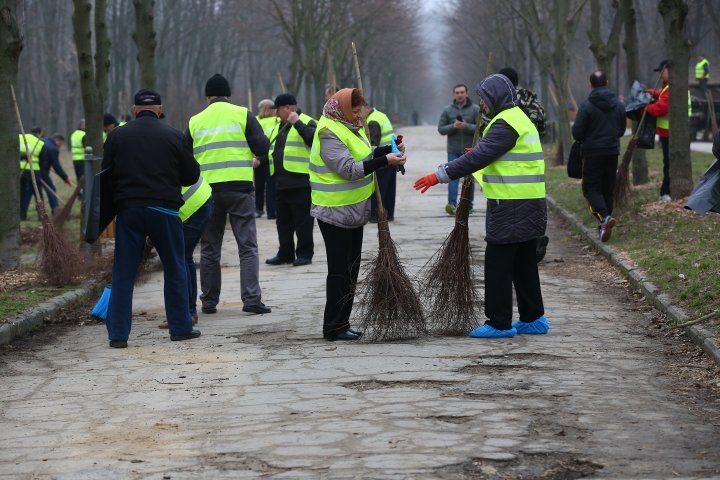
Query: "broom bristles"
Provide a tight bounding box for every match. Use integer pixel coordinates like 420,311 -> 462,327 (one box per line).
420,176 -> 482,335
53,177 -> 83,228
37,207 -> 81,286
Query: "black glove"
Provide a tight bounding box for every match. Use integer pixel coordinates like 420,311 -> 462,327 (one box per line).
373,145 -> 392,158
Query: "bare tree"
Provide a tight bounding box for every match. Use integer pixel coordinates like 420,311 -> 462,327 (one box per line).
587,0 -> 623,74
133,0 -> 156,89
0,0 -> 22,270
659,0 -> 692,198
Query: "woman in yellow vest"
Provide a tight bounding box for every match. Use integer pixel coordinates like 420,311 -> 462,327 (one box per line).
415,74 -> 548,339
310,88 -> 407,341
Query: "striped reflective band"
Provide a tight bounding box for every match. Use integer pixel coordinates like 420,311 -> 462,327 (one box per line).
495,152 -> 545,161
482,174 -> 545,184
285,141 -> 308,148
193,140 -> 249,155
284,155 -> 309,163
200,160 -> 254,171
310,175 -> 373,192
182,178 -> 203,200
309,163 -> 333,174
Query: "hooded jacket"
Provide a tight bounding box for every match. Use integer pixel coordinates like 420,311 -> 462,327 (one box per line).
436,74 -> 547,244
572,86 -> 626,156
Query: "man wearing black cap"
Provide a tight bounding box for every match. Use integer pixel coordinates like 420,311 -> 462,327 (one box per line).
102,88 -> 201,348
265,93 -> 317,266
187,73 -> 272,315
102,113 -> 125,138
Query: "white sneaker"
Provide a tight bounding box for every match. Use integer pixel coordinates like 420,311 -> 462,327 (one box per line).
660,194 -> 672,202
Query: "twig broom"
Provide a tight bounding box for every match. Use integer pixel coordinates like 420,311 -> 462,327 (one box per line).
11,85 -> 79,285
350,42 -> 426,342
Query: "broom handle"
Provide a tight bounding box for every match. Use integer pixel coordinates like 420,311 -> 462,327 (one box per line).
351,41 -> 386,216
10,84 -> 44,205
37,178 -> 66,206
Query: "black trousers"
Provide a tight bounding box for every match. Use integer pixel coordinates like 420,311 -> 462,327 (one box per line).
254,161 -> 276,217
581,153 -> 618,221
275,187 -> 314,260
484,239 -> 544,330
660,136 -> 670,196
318,220 -> 363,337
370,166 -> 397,220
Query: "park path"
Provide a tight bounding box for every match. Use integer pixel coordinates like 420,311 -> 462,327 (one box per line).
1,126 -> 719,479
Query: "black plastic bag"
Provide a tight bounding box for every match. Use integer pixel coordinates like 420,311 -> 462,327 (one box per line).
84,167 -> 116,243
685,160 -> 720,215
636,115 -> 656,149
567,141 -> 583,179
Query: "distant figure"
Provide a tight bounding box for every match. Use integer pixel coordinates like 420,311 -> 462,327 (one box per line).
437,84 -> 480,215
255,98 -> 278,219
695,55 -> 710,94
18,128 -> 47,220
572,71 -> 626,242
40,133 -> 72,216
412,110 -> 419,126
69,119 -> 86,183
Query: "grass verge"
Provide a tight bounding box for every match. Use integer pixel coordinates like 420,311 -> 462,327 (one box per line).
545,139 -> 720,336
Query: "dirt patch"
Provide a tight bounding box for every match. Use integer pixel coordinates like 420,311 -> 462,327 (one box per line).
342,379 -> 458,391
225,329 -> 296,346
203,453 -> 293,474
435,451 -> 602,479
426,415 -> 475,424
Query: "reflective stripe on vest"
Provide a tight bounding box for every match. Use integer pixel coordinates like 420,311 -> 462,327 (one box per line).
277,113 -> 314,175
656,86 -> 692,130
471,106 -> 545,200
695,59 -> 710,80
179,175 -> 213,222
366,109 -> 394,146
309,116 -> 374,207
19,134 -> 43,171
70,129 -> 85,161
189,102 -> 253,184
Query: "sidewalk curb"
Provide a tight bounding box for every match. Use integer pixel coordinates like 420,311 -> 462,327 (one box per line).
547,196 -> 720,367
0,283 -> 98,347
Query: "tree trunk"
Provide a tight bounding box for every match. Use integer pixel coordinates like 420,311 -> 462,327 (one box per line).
622,0 -> 648,185
73,0 -> 104,244
133,0 -> 156,89
0,1 -> 22,271
659,0 -> 693,198
95,0 -> 110,110
587,0 -> 623,74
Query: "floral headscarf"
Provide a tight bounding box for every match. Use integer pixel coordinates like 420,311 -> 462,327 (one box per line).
322,88 -> 362,128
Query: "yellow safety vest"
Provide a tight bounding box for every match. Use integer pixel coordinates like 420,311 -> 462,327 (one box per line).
695,59 -> 710,80
258,116 -> 279,139
268,113 -> 314,175
471,106 -> 545,200
366,109 -> 394,146
309,116 -> 374,207
656,86 -> 692,130
189,101 -> 254,184
179,175 -> 213,222
19,134 -> 44,171
70,129 -> 85,162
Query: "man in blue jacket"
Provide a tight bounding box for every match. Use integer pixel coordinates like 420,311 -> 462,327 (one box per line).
416,74 -> 548,339
102,89 -> 201,348
572,71 -> 626,242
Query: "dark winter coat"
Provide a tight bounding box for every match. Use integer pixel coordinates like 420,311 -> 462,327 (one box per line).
271,116 -> 316,190
102,110 -> 199,211
572,86 -> 626,156
439,74 -> 547,244
437,98 -> 481,153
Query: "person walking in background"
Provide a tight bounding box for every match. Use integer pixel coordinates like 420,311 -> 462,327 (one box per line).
437,84 -> 480,215
102,89 -> 201,348
367,105 -> 397,221
18,128 -> 47,221
69,119 -> 86,183
188,73 -> 271,316
572,71 -> 626,242
415,74 -> 547,339
264,93 -> 317,267
255,98 -> 279,219
695,55 -> 710,95
310,88 -> 407,341
40,132 -> 72,216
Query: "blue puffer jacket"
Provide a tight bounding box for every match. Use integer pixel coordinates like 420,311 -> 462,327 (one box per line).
437,74 -> 547,244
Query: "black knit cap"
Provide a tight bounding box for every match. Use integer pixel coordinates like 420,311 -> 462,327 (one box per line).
134,89 -> 162,106
273,93 -> 297,108
654,60 -> 670,72
498,67 -> 519,87
103,113 -> 117,126
205,74 -> 231,97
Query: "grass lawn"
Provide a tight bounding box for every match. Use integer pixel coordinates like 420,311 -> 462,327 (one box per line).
0,281 -> 76,320
545,139 -> 720,334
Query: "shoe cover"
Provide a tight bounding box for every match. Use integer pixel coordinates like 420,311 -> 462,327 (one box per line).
468,324 -> 517,338
512,316 -> 549,335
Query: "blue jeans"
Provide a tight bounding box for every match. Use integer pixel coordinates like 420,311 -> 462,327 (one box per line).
447,152 -> 475,208
184,198 -> 213,316
107,207 -> 192,341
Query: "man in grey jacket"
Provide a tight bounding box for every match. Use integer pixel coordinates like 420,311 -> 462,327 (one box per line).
437,84 -> 481,215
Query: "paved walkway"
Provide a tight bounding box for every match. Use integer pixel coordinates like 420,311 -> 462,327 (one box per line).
1,126 -> 719,479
